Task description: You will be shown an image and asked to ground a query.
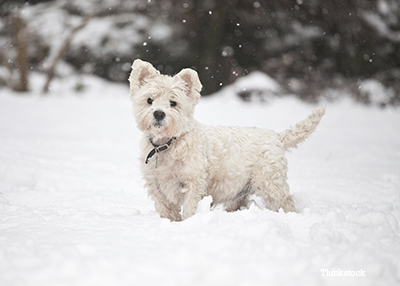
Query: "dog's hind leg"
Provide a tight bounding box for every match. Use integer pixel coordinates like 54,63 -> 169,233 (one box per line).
252,154 -> 295,213
225,196 -> 250,212
225,182 -> 253,212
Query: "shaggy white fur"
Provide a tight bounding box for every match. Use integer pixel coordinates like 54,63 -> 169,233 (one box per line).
129,59 -> 326,221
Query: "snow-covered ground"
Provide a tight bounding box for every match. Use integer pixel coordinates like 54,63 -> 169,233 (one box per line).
1,74 -> 399,286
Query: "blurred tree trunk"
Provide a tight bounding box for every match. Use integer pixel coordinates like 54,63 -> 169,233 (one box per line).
12,12 -> 29,92
0,44 -> 13,86
198,2 -> 228,95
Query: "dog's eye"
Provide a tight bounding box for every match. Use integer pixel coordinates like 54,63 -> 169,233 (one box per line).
147,98 -> 153,105
170,101 -> 177,107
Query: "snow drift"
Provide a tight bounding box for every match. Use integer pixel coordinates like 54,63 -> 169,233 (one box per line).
0,74 -> 399,286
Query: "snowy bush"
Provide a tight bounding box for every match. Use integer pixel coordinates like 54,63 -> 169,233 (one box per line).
358,79 -> 394,108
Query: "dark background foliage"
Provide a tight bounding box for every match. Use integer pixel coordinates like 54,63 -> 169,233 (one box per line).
1,0 -> 399,104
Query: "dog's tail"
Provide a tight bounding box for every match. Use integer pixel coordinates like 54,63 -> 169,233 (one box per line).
278,106 -> 326,150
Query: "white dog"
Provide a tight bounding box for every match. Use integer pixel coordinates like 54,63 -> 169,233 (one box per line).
129,59 -> 325,221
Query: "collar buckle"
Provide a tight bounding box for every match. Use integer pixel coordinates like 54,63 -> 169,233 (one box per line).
145,137 -> 177,166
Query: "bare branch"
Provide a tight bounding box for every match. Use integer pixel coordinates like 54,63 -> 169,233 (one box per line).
42,15 -> 92,94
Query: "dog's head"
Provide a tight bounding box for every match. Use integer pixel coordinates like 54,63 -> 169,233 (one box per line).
129,59 -> 202,140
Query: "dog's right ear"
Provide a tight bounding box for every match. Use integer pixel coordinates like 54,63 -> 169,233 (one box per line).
129,59 -> 159,93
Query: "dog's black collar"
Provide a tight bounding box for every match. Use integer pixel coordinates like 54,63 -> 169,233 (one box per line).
145,137 -> 177,165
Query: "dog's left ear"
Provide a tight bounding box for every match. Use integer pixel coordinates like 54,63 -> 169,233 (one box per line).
175,69 -> 202,99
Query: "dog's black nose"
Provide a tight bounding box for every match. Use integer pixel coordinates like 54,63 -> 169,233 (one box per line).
153,110 -> 166,121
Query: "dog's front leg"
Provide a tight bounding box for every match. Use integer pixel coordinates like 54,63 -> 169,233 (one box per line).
146,181 -> 182,221
153,194 -> 182,222
181,181 -> 207,220
182,191 -> 203,220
